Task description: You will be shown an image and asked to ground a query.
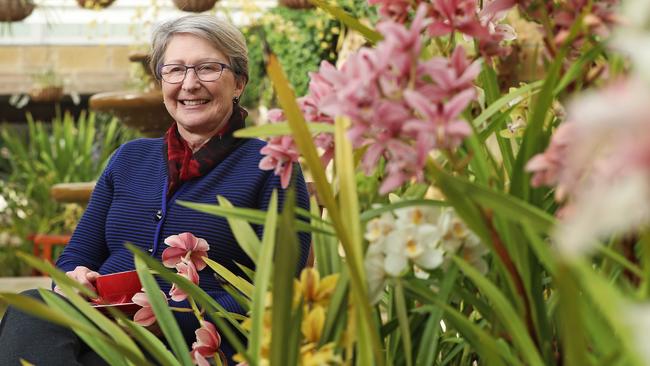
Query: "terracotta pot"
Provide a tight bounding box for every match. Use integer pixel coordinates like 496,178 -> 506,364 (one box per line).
89,89 -> 174,137
29,86 -> 64,103
279,0 -> 314,9
172,0 -> 218,12
76,0 -> 115,9
0,0 -> 36,22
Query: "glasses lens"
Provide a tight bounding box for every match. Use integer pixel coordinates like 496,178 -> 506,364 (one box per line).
161,64 -> 186,83
196,62 -> 223,82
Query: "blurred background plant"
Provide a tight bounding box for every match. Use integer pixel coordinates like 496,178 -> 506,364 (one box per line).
241,5 -> 344,112
0,110 -> 137,276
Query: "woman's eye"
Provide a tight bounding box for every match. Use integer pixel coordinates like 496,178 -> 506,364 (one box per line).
198,64 -> 220,72
164,66 -> 184,73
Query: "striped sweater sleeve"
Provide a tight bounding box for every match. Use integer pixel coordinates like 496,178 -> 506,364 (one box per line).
55,147 -> 122,272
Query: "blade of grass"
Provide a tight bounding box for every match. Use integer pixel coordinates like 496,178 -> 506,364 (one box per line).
40,291 -> 129,366
217,196 -> 261,263
249,191 -> 279,365
308,0 -> 381,44
270,188 -> 299,366
18,253 -> 146,360
126,245 -> 251,363
394,280 -> 413,366
204,257 -> 254,298
266,46 -> 382,365
0,291 -> 149,366
453,257 -> 544,366
134,256 -> 194,365
234,122 -> 334,138
473,80 -> 543,130
179,200 -> 334,236
117,318 -> 182,366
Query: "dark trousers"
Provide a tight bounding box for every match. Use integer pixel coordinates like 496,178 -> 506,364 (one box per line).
0,289 -> 109,366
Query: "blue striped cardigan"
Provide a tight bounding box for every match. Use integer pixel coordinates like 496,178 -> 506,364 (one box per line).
56,136 -> 311,350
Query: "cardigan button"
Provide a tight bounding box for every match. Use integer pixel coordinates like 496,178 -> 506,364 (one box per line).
154,209 -> 163,221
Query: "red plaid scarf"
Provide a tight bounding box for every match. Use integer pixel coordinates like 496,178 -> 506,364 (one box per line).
164,106 -> 247,197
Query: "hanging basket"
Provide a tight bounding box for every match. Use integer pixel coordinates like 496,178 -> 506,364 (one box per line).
172,0 -> 218,13
279,0 -> 314,9
76,0 -> 115,9
0,0 -> 36,22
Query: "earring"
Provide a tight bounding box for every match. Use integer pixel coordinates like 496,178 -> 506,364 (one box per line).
232,96 -> 240,104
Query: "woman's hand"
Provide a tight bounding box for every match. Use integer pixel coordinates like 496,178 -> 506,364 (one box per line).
54,266 -> 100,298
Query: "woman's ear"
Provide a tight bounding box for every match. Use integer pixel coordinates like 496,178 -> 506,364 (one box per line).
236,75 -> 247,95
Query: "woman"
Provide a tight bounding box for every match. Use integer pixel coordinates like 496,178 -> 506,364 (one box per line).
0,14 -> 311,365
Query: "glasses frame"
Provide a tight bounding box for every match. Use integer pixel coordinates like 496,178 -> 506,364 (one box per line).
159,62 -> 233,84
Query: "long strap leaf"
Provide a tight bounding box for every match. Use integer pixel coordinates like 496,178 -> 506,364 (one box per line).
265,46 -> 383,365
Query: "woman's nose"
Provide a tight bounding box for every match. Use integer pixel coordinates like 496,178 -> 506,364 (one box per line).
181,68 -> 201,90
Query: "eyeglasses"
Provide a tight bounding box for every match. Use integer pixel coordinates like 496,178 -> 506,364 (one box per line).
159,62 -> 232,84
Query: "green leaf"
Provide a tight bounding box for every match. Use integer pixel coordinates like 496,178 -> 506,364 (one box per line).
308,0 -> 382,44
394,280 -> 413,366
319,269 -> 349,346
453,257 -> 544,366
554,44 -> 604,94
117,318 -> 182,366
312,197 -> 341,276
266,47 -> 382,366
270,188 -> 299,366
249,191 -> 279,364
335,116 -> 364,283
555,265 -> 591,366
134,256 -> 194,366
414,266 -> 460,366
404,283 -> 516,366
204,257 -> 254,298
473,80 -> 543,130
433,170 -> 555,233
0,292 -> 149,366
521,223 -> 557,276
18,253 -> 145,360
217,196 -> 262,264
178,200 -> 334,236
597,245 -> 644,278
234,122 -> 335,138
17,252 -> 96,299
127,245 -> 250,360
40,291 -> 129,366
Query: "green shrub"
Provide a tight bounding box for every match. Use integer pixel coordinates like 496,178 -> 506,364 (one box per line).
0,111 -> 137,275
241,6 -> 341,109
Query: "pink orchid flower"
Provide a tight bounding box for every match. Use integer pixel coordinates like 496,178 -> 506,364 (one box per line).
259,135 -> 300,189
191,321 -> 222,366
428,0 -> 490,39
169,260 -> 200,302
417,45 -> 482,99
368,0 -> 413,22
403,88 -> 475,163
132,289 -> 168,327
526,122 -> 575,191
266,108 -> 285,123
162,232 -> 209,271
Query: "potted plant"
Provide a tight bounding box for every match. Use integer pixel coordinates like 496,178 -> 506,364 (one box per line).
76,0 -> 115,10
0,0 -> 36,22
29,68 -> 64,103
172,0 -> 218,12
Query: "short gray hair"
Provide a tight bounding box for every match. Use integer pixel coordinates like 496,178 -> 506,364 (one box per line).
149,14 -> 248,85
